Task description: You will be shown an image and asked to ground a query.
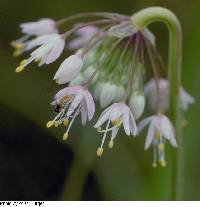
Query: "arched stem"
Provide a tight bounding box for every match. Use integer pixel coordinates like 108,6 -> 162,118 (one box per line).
131,7 -> 182,200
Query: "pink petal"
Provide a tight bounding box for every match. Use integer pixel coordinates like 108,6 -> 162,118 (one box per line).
46,39 -> 65,64
55,86 -> 82,101
83,90 -> 95,121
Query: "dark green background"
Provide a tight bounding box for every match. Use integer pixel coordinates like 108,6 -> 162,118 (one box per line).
0,0 -> 199,201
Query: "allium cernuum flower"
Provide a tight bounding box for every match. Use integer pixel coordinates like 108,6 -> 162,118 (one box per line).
144,78 -> 195,112
94,102 -> 137,156
15,34 -> 65,73
138,113 -> 177,167
47,86 -> 95,140
54,54 -> 84,84
11,18 -> 58,57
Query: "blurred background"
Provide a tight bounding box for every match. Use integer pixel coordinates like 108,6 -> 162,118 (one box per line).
0,0 -> 199,201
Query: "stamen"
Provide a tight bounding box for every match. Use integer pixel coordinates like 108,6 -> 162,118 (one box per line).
97,122 -> 121,133
112,119 -> 121,127
16,57 -> 34,73
155,131 -> 161,140
13,50 -> 23,58
20,60 -> 28,66
46,121 -> 54,128
108,140 -> 114,149
159,159 -> 166,167
64,105 -> 81,138
99,119 -> 111,151
97,127 -> 101,132
158,143 -> 165,152
152,142 -> 157,168
54,121 -> 62,127
15,66 -> 24,73
34,57 -> 42,64
63,118 -> 69,126
11,42 -> 24,50
152,162 -> 157,168
63,132 -> 69,141
97,147 -> 103,157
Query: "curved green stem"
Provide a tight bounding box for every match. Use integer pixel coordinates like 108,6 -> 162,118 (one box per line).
131,7 -> 182,200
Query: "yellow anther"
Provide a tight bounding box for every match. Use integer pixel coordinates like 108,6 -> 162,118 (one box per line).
13,50 -> 22,58
108,140 -> 114,149
63,132 -> 69,141
11,41 -> 16,47
34,57 -> 42,63
155,131 -> 161,140
46,121 -> 54,128
112,119 -> 121,127
152,162 -> 157,168
158,144 -> 165,152
20,59 -> 28,66
54,121 -> 61,127
97,127 -> 101,132
11,41 -> 24,49
159,159 -> 166,167
15,66 -> 24,73
63,119 -> 69,127
97,147 -> 103,157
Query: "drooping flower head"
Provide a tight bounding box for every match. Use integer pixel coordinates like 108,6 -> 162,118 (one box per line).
94,102 -> 137,156
47,86 -> 95,140
138,113 -> 177,167
12,10 -> 195,166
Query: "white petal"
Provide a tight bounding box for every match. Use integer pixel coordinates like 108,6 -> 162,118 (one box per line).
100,84 -> 117,108
180,87 -> 195,110
145,122 -> 155,150
122,107 -> 130,136
128,109 -> 137,136
81,101 -> 88,125
83,90 -> 95,121
111,128 -> 119,139
20,18 -> 58,35
93,83 -> 103,101
54,55 -> 83,84
129,93 -> 145,120
46,38 -> 65,64
67,94 -> 83,117
69,74 -> 84,86
94,105 -> 113,128
137,116 -> 154,135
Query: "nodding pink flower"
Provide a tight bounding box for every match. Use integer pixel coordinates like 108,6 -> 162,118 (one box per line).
94,102 -> 137,156
47,86 -> 95,141
68,26 -> 99,50
54,54 -> 83,85
144,78 -> 195,112
20,18 -> 58,36
15,34 -> 65,73
138,113 -> 177,167
11,18 -> 58,57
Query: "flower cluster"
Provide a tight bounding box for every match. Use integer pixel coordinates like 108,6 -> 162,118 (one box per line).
12,12 -> 194,167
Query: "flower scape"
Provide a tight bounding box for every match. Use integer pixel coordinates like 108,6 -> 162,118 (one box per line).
12,12 -> 195,167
